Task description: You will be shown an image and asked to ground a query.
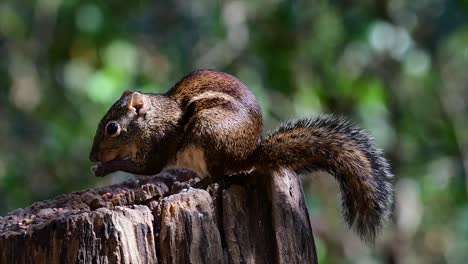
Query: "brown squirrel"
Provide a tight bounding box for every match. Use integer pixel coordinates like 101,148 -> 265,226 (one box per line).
89,70 -> 393,242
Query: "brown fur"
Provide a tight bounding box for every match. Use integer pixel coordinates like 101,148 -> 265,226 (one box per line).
89,70 -> 262,177
89,70 -> 393,242
255,116 -> 393,241
166,70 -> 262,176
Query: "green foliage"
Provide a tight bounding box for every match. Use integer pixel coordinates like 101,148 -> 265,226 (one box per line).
1,0 -> 468,262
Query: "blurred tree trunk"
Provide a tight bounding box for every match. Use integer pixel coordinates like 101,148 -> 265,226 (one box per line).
0,169 -> 317,264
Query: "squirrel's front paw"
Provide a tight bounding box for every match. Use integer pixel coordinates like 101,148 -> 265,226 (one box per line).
91,164 -> 108,177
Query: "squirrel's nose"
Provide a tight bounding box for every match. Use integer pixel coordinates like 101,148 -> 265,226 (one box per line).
89,151 -> 99,162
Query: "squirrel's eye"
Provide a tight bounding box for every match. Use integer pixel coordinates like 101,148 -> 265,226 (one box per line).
106,122 -> 120,137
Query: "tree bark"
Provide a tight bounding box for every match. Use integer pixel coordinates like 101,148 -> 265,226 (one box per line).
0,169 -> 317,264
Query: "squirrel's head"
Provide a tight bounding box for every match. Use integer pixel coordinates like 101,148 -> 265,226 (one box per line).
89,90 -> 182,176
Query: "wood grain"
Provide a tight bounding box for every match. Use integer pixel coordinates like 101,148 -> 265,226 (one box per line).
0,169 -> 317,264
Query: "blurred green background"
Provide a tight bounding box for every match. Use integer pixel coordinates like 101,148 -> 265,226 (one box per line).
1,0 -> 468,263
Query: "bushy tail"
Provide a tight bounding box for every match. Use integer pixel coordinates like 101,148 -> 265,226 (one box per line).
256,114 -> 393,242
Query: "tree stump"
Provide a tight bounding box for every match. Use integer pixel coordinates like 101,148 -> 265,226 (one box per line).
0,169 -> 317,264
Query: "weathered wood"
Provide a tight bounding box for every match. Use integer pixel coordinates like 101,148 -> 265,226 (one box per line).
159,189 -> 224,264
0,169 -> 317,264
270,169 -> 317,263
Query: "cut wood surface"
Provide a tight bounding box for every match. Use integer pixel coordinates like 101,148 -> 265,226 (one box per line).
0,169 -> 317,264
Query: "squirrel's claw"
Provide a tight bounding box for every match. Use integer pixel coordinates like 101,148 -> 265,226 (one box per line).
91,159 -> 139,177
91,163 -> 111,177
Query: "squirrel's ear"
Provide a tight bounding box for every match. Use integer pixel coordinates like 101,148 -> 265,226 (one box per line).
121,90 -> 134,97
127,92 -> 148,115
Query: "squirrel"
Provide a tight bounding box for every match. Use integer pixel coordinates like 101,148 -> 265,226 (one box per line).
89,70 -> 393,242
